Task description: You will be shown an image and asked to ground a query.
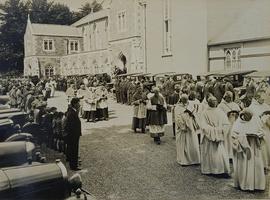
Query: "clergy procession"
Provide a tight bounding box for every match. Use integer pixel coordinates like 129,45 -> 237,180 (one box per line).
114,72 -> 270,192
2,80 -> 269,193
1,71 -> 270,196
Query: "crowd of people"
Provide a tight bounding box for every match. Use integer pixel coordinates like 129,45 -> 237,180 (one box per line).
1,72 -> 270,190
65,83 -> 109,122
115,74 -> 270,191
0,78 -> 77,170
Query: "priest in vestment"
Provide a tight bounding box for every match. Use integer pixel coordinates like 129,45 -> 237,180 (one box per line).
132,83 -> 147,133
200,96 -> 230,175
232,109 -> 265,191
147,87 -> 167,145
175,94 -> 200,165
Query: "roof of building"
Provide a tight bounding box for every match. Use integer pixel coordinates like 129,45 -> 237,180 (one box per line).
208,36 -> 270,46
31,23 -> 83,37
71,9 -> 109,27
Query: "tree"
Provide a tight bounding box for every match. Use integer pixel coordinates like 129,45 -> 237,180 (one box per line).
29,0 -> 52,24
0,0 -> 29,72
48,3 -> 73,25
73,0 -> 103,22
30,0 -> 73,25
0,0 -> 74,73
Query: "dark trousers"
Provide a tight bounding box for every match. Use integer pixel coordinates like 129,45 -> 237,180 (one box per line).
87,111 -> 96,122
173,123 -> 176,137
67,137 -> 80,169
102,108 -> 109,120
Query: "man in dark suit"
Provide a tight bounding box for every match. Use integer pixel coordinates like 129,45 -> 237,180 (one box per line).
64,97 -> 82,171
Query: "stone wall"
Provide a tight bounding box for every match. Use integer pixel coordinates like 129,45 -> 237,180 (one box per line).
34,35 -> 84,56
109,0 -> 137,42
38,56 -> 61,77
60,50 -> 112,76
24,25 -> 34,57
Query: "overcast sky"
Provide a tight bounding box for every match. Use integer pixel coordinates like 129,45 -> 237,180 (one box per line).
0,0 -> 95,11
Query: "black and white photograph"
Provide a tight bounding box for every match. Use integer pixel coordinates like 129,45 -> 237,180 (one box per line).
0,0 -> 270,199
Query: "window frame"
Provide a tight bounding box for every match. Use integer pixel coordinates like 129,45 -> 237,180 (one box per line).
162,0 -> 172,56
117,10 -> 127,33
45,65 -> 54,77
224,47 -> 241,70
43,39 -> 55,52
69,40 -> 80,53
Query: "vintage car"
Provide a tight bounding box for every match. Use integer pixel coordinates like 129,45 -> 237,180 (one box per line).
0,118 -> 14,141
0,111 -> 28,126
5,132 -> 34,142
244,70 -> 270,82
154,72 -> 176,87
0,108 -> 20,114
0,141 -> 36,167
0,160 -> 96,200
199,69 -> 256,87
0,95 -> 9,106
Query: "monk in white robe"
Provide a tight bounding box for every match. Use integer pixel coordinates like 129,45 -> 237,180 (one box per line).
175,95 -> 200,165
218,91 -> 241,159
200,96 -> 230,175
249,91 -> 270,169
187,91 -> 202,143
232,109 -> 265,191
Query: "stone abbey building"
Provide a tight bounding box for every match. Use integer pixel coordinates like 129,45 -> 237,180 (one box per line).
24,0 -> 270,78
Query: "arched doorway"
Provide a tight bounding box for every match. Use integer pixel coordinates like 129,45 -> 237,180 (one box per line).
114,52 -> 127,75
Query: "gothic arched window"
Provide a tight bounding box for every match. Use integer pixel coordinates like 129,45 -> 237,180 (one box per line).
225,50 -> 232,70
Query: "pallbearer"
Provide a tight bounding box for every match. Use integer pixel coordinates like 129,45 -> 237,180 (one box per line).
132,83 -> 147,133
175,94 -> 200,165
200,96 -> 230,176
147,87 -> 167,145
232,109 -> 265,191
